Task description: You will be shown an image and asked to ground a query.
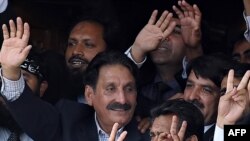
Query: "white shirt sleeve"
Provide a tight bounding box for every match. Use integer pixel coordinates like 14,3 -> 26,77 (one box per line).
124,46 -> 147,68
0,69 -> 25,101
213,125 -> 224,141
243,12 -> 250,42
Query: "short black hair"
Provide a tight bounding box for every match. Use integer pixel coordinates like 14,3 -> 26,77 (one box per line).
66,15 -> 122,51
186,53 -> 233,87
83,50 -> 139,89
151,99 -> 204,141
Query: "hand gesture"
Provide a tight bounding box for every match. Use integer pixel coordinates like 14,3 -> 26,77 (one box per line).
173,0 -> 202,48
217,70 -> 250,128
109,123 -> 127,141
131,10 -> 176,62
0,17 -> 31,80
156,115 -> 187,141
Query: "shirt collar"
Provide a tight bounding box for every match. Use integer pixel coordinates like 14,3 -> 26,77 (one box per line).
94,112 -> 124,140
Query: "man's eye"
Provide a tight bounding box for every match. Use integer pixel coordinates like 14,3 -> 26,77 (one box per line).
85,42 -> 95,48
186,82 -> 193,88
67,41 -> 76,47
106,86 -> 115,92
202,87 -> 212,94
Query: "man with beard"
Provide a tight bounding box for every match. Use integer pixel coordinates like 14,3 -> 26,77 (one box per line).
62,16 -> 121,102
0,17 -> 149,141
0,50 -> 47,140
182,54 -> 233,141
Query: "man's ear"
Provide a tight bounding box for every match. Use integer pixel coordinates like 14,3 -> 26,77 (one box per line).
39,80 -> 48,97
85,85 -> 94,106
186,135 -> 198,141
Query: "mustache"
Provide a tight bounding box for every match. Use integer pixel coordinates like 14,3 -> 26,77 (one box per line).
188,100 -> 204,109
68,55 -> 89,64
106,102 -> 131,111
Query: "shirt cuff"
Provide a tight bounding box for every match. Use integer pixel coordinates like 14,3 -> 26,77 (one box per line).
0,69 -> 25,101
243,12 -> 250,42
213,125 -> 224,141
182,56 -> 188,79
125,46 -> 146,68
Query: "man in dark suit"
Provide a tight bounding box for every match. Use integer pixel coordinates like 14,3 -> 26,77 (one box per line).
0,17 -> 149,141
182,54 -> 234,141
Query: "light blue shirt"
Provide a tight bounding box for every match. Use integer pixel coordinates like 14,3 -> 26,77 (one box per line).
94,113 -> 124,141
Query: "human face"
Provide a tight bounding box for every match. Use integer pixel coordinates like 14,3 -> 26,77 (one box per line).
21,70 -> 40,95
183,70 -> 220,125
232,40 -> 250,64
65,21 -> 107,75
150,114 -> 174,141
85,64 -> 137,133
150,21 -> 185,65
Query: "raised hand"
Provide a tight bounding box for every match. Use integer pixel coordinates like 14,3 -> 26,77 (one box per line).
131,10 -> 176,63
173,0 -> 202,49
109,123 -> 127,141
0,17 -> 32,80
216,70 -> 250,128
156,115 -> 187,141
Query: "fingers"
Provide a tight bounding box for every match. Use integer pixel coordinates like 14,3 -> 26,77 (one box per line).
16,17 -> 24,38
226,69 -> 234,93
109,123 -> 119,141
22,22 -> 30,44
193,4 -> 202,23
9,19 -> 16,38
223,87 -> 237,101
178,121 -> 187,140
137,117 -> 151,133
148,10 -> 158,25
156,10 -> 169,27
163,21 -> 176,38
181,0 -> 194,18
117,131 -> 127,141
2,17 -> 29,43
237,70 -> 250,90
173,5 -> 184,19
170,115 -> 179,141
2,24 -> 9,39
158,132 -> 169,141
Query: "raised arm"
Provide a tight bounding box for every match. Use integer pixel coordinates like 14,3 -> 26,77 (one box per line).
0,17 -> 32,80
216,70 -> 250,128
129,10 -> 176,63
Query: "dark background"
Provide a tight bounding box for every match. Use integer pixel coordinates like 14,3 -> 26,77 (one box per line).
1,0 -> 246,55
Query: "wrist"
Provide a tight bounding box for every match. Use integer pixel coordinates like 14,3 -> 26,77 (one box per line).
131,44 -> 146,63
2,66 -> 21,80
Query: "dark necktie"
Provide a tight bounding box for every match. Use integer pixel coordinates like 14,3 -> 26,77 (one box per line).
7,131 -> 20,141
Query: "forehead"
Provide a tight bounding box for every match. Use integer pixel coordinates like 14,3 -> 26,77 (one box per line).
187,70 -> 217,88
151,114 -> 174,131
70,21 -> 104,36
97,64 -> 135,83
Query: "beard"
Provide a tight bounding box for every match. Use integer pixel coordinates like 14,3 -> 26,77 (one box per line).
0,102 -> 22,133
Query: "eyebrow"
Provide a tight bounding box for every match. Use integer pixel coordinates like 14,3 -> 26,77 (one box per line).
243,49 -> 250,55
